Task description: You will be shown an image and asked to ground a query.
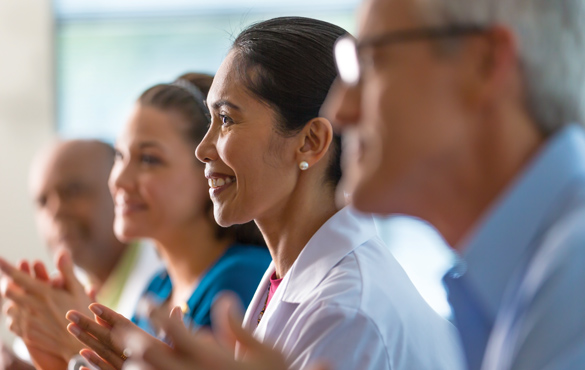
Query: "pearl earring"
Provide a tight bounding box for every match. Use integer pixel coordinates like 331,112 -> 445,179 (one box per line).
299,161 -> 309,170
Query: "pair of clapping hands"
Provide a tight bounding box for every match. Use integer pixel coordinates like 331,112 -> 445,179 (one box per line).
0,252 -> 327,370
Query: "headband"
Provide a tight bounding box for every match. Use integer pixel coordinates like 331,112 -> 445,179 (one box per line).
171,79 -> 210,119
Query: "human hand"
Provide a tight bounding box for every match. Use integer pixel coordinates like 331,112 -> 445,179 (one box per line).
122,293 -> 329,370
66,303 -> 162,370
0,249 -> 93,363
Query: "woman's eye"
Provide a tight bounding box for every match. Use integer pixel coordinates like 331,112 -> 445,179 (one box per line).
219,114 -> 233,126
141,155 -> 161,165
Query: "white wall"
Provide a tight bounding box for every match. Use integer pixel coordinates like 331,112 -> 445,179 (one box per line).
0,0 -> 55,343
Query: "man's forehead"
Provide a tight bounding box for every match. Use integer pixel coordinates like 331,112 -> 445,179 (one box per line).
358,0 -> 420,39
31,145 -> 107,193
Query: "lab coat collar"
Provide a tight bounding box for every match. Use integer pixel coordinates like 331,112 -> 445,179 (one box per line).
279,206 -> 377,304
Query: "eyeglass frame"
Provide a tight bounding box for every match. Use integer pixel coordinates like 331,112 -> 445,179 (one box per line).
334,25 -> 488,86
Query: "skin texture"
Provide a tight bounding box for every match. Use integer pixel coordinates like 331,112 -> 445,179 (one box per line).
71,44 -> 340,370
110,104 -> 231,311
0,250 -> 93,370
323,0 -> 544,247
64,102 -> 237,370
0,140 -> 126,370
195,51 -> 338,279
67,295 -> 328,370
29,140 -> 126,283
106,0 -> 549,367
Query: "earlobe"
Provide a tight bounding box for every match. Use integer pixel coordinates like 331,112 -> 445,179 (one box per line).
297,117 -> 334,168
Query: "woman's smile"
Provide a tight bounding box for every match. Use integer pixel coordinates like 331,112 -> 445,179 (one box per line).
206,171 -> 237,197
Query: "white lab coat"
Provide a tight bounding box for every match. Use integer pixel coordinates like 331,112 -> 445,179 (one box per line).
238,207 -> 464,370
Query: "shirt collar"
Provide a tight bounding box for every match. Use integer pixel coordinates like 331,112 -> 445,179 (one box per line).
450,124 -> 585,319
279,206 -> 378,304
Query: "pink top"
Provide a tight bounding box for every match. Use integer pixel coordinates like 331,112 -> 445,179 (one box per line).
266,271 -> 283,308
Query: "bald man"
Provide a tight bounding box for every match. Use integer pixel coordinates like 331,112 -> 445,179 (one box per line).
1,140 -> 161,369
29,140 -> 128,290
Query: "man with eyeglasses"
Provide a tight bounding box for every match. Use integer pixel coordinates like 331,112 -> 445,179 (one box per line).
327,0 -> 585,369
120,0 -> 585,369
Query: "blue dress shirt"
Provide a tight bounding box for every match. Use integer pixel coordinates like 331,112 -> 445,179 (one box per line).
444,124 -> 585,370
132,244 -> 271,336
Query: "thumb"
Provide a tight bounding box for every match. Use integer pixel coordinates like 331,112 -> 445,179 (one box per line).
212,292 -> 247,352
169,306 -> 184,323
55,248 -> 83,294
86,286 -> 98,302
50,272 -> 65,289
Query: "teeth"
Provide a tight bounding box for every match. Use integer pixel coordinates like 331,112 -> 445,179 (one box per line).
208,177 -> 236,189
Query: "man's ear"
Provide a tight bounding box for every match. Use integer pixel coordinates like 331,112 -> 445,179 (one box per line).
296,117 -> 334,170
459,25 -> 519,109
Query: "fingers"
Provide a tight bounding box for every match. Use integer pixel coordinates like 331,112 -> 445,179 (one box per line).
148,307 -> 236,369
18,260 -> 31,275
51,273 -> 65,289
68,321 -> 125,370
5,313 -> 23,336
80,349 -> 119,370
86,286 -> 98,302
212,292 -> 243,351
2,281 -> 34,307
122,332 -> 182,370
217,294 -> 262,353
148,304 -> 195,354
67,310 -> 114,344
89,304 -> 130,329
169,306 -> 183,322
55,248 -> 84,294
32,261 -> 50,282
0,258 -> 44,296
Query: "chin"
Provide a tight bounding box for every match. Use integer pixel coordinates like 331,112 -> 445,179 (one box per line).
350,180 -> 392,215
114,222 -> 145,242
213,205 -> 252,228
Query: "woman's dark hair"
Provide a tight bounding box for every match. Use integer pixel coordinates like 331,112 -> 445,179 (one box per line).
138,73 -> 266,247
232,16 -> 347,186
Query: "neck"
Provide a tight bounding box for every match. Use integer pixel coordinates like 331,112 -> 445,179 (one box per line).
81,238 -> 127,286
414,113 -> 545,249
155,218 -> 231,307
256,179 -> 339,279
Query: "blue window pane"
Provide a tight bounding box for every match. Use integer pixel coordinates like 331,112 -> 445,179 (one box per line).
57,11 -> 356,141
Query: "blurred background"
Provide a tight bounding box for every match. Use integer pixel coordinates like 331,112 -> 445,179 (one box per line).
0,0 -> 456,344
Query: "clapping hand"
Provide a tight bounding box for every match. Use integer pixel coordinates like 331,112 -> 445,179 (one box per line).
122,293 -> 329,370
0,249 -> 94,370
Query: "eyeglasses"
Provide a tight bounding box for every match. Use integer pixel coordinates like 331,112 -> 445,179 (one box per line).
334,26 -> 487,86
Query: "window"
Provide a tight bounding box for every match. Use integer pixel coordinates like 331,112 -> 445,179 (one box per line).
55,0 -> 455,318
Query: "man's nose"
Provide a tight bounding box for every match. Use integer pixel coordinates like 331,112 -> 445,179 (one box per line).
321,78 -> 362,132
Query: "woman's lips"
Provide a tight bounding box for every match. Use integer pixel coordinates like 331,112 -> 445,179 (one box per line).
205,173 -> 237,196
115,202 -> 148,215
208,177 -> 235,188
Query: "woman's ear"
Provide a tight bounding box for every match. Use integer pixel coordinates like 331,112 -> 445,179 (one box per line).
297,117 -> 334,169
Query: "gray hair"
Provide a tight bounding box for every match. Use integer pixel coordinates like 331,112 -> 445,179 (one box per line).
417,0 -> 585,134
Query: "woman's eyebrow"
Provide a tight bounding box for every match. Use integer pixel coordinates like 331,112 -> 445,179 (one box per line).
138,141 -> 163,150
210,100 -> 241,111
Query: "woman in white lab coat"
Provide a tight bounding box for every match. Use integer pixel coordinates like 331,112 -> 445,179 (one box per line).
66,16 -> 464,370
